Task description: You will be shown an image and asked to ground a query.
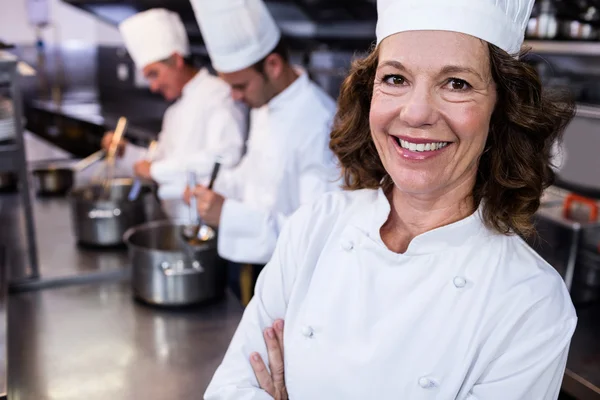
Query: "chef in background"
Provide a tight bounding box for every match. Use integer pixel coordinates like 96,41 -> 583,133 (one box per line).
186,0 -> 340,303
102,8 -> 247,219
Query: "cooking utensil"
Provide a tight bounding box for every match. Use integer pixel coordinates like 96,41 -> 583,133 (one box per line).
128,140 -> 158,202
101,117 -> 128,199
32,149 -> 105,196
124,220 -> 227,306
69,178 -> 150,246
182,171 -> 200,240
181,161 -> 221,244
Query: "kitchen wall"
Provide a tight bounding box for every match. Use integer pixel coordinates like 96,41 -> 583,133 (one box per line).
0,0 -> 125,100
0,0 -> 122,46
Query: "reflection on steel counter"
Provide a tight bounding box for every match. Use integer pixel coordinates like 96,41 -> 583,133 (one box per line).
8,282 -> 243,400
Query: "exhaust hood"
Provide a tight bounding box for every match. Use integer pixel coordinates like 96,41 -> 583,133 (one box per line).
62,0 -> 377,50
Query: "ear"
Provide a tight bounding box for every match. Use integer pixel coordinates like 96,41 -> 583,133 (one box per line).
263,53 -> 284,80
172,52 -> 185,70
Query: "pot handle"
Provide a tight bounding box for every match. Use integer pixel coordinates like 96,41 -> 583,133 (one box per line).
73,149 -> 106,172
160,260 -> 205,276
88,208 -> 121,219
563,193 -> 598,221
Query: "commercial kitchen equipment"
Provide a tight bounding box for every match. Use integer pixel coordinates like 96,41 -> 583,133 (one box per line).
69,178 -> 151,247
124,220 -> 227,306
0,52 -> 39,279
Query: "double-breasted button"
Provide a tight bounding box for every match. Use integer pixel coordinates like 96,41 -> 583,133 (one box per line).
301,326 -> 314,338
418,376 -> 436,389
453,276 -> 467,288
341,240 -> 354,251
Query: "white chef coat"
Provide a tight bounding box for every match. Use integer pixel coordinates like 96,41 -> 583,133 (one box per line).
205,188 -> 578,400
212,69 -> 340,264
122,68 -> 247,219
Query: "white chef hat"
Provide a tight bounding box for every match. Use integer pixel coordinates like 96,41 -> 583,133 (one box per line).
190,0 -> 281,73
376,0 -> 535,55
119,9 -> 190,70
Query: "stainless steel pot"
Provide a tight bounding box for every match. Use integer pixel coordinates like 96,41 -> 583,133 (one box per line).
32,167 -> 74,196
69,178 -> 151,246
124,220 -> 227,306
32,150 -> 105,196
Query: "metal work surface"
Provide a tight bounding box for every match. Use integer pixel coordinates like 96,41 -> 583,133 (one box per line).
8,282 -> 242,400
1,190 -> 130,283
563,303 -> 600,399
0,133 -> 134,284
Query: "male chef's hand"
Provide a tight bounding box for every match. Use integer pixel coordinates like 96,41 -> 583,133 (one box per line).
133,160 -> 152,180
189,185 -> 225,228
250,319 -> 288,400
101,131 -> 127,158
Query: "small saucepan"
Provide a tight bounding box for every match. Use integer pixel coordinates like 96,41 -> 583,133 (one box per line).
32,149 -> 105,197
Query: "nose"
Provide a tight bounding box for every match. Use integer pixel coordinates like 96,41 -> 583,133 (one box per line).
149,81 -> 160,93
399,85 -> 437,128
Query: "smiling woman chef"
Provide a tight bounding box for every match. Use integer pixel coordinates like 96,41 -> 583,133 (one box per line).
204,0 -> 577,399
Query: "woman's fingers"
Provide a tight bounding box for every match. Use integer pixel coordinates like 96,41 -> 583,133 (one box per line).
250,352 -> 275,395
264,327 -> 285,389
274,319 -> 284,349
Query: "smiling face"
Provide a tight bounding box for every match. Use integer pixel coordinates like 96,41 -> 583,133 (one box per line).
370,30 -> 497,200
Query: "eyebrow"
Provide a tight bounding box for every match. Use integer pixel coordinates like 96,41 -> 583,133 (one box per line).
378,60 -> 485,81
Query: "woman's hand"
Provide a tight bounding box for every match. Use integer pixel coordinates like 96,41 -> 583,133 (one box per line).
250,319 -> 288,400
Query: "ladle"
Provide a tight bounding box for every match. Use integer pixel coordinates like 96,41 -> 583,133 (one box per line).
181,160 -> 221,244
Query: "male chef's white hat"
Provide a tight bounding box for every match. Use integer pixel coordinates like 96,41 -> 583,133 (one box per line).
190,0 -> 281,73
376,0 -> 535,55
119,9 -> 190,70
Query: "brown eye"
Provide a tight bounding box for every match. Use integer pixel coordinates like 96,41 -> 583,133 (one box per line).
448,78 -> 471,91
384,75 -> 405,86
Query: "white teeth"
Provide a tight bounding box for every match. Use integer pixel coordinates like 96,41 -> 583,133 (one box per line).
396,138 -> 449,152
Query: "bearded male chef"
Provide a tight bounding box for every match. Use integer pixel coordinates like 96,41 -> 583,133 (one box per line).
187,0 -> 340,301
102,8 -> 247,219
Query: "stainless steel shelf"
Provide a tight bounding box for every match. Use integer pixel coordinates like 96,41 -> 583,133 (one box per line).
525,40 -> 600,56
0,57 -> 39,278
0,58 -> 17,86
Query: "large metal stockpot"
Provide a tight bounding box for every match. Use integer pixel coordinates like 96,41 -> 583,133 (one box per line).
69,178 -> 151,246
124,220 -> 227,306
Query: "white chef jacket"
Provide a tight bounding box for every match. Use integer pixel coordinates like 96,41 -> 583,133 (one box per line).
212,69 -> 340,264
122,68 -> 247,219
205,188 -> 578,400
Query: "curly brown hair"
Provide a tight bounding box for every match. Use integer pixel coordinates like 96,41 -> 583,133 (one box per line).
330,43 -> 575,237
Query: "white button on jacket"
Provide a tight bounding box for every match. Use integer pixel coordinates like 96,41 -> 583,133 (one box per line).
205,189 -> 577,400
211,69 -> 340,264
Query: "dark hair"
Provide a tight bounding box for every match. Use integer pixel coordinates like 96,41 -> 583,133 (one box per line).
329,43 -> 575,237
161,54 -> 195,68
252,37 -> 290,75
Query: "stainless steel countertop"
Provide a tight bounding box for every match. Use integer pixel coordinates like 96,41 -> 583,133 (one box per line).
1,134 -> 243,399
8,282 -> 242,400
